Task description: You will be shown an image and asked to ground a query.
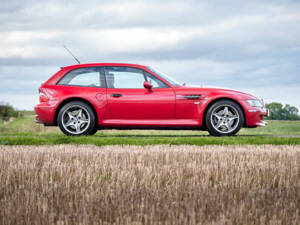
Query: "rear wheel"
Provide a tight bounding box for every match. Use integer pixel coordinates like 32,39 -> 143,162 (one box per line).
205,100 -> 244,136
57,101 -> 96,136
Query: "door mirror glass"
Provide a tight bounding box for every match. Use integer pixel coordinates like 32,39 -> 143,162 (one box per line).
143,81 -> 153,90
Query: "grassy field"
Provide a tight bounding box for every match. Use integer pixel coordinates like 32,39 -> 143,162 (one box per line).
1,115 -> 299,224
0,115 -> 300,145
1,145 -> 299,225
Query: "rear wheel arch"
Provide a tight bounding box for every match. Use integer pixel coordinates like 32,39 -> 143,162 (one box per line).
54,97 -> 98,126
202,98 -> 246,129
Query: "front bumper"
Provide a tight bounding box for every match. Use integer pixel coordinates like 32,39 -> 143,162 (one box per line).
244,106 -> 269,127
240,99 -> 269,127
34,100 -> 60,125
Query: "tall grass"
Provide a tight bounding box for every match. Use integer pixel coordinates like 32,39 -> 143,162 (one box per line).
0,145 -> 299,224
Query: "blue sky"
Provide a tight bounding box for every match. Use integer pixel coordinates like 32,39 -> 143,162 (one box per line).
0,0 -> 299,110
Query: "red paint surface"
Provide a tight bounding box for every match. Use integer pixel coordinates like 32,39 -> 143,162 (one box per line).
35,63 -> 267,128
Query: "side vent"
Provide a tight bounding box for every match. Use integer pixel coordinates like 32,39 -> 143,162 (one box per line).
184,95 -> 201,100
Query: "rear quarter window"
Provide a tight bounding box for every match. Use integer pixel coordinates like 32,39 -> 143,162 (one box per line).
57,67 -> 105,87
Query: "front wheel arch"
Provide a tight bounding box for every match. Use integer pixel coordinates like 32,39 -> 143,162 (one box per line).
202,98 -> 246,129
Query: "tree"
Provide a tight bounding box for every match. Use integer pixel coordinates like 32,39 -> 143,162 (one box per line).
284,104 -> 299,120
0,104 -> 18,121
265,102 -> 300,120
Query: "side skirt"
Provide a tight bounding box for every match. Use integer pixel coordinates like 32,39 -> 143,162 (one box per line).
100,119 -> 201,130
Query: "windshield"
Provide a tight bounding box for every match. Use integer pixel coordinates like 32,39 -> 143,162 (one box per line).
147,66 -> 181,87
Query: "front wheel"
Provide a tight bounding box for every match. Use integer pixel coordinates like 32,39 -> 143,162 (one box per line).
205,100 -> 244,136
57,101 -> 96,136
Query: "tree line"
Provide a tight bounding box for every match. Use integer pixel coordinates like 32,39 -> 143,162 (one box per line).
265,102 -> 300,120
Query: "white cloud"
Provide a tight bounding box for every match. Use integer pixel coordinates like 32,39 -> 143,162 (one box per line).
0,0 -> 299,110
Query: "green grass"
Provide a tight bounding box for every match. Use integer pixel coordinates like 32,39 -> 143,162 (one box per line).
0,115 -> 299,146
0,135 -> 299,146
239,120 -> 300,135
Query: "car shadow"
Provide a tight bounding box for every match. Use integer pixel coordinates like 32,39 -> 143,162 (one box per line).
95,134 -> 279,138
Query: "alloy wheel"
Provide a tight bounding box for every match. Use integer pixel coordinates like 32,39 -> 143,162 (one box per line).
61,105 -> 91,135
210,105 -> 240,134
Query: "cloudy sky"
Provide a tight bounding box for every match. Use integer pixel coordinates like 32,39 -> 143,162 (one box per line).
0,0 -> 300,110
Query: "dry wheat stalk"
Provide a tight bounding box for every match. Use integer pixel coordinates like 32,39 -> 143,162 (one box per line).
0,145 -> 299,225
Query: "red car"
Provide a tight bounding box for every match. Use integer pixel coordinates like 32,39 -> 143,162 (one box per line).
35,63 -> 268,136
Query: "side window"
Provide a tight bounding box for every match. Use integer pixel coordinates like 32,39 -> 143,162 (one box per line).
58,67 -> 105,87
105,67 -> 145,89
144,71 -> 168,88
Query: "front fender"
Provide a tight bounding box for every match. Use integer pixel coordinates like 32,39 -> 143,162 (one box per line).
198,94 -> 246,127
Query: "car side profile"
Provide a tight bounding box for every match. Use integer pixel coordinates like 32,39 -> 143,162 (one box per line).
35,63 -> 268,136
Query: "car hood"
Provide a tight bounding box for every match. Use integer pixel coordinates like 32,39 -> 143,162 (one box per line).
175,85 -> 258,100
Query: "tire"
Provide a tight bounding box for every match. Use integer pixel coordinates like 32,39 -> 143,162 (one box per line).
88,124 -> 98,135
205,100 -> 244,136
57,101 -> 96,136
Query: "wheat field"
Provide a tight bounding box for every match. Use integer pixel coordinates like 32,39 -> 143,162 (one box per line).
0,145 -> 299,225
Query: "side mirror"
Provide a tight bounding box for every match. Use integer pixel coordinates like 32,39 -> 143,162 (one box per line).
143,81 -> 153,90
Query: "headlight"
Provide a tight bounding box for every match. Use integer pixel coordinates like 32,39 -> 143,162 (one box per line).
247,99 -> 263,108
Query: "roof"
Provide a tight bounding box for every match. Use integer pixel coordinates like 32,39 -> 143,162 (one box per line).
61,63 -> 147,70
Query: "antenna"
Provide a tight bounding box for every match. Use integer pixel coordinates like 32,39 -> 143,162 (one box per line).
63,45 -> 81,64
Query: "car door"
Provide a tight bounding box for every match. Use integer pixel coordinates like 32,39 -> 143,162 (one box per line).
105,66 -> 175,119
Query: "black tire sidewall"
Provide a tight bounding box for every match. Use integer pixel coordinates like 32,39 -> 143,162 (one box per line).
88,124 -> 98,135
205,100 -> 244,136
57,101 -> 96,136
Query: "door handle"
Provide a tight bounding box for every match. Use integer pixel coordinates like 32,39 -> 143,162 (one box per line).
111,93 -> 123,98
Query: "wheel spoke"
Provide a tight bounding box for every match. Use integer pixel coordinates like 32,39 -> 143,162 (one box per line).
223,121 -> 230,130
65,118 -> 73,127
67,112 -> 74,119
227,115 -> 238,128
216,120 -> 223,129
223,107 -> 229,116
77,109 -> 83,118
228,119 -> 234,127
79,118 -> 89,124
76,124 -> 81,133
213,113 -> 222,120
